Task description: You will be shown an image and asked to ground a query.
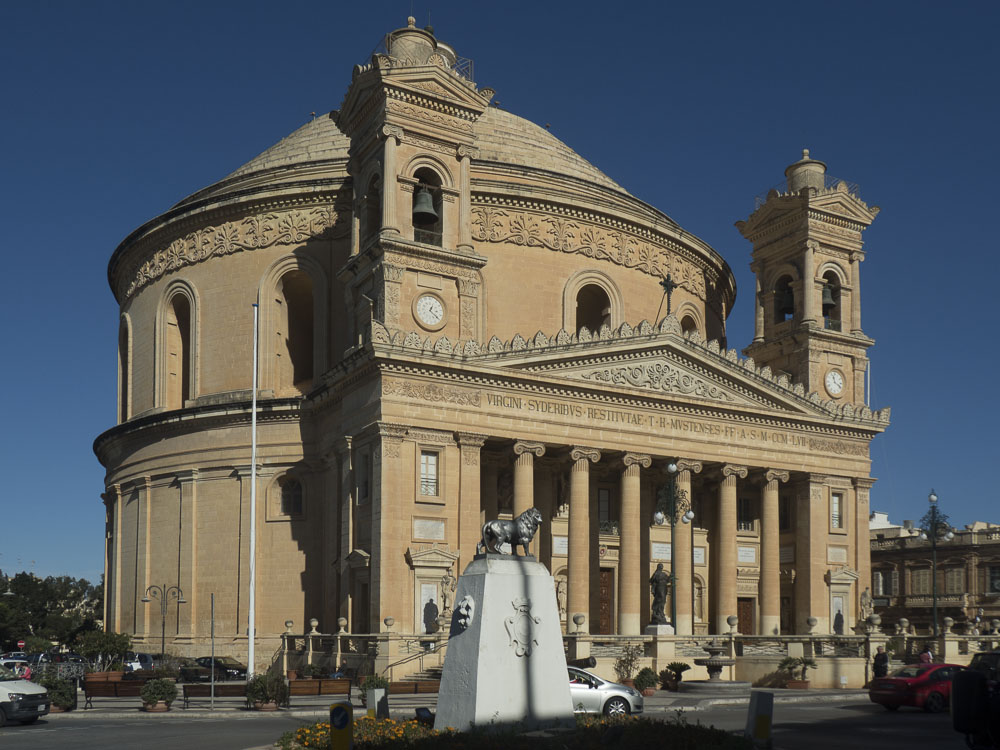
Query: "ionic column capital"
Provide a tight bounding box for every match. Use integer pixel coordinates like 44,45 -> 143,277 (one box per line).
722,464 -> 748,480
513,440 -> 546,458
675,459 -> 703,475
623,452 -> 652,469
380,124 -> 404,142
570,447 -> 601,464
764,469 -> 790,485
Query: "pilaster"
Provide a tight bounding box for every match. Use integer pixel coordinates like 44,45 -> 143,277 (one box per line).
456,432 -> 487,572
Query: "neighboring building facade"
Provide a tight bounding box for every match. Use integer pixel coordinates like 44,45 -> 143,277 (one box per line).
94,18 -> 889,664
870,513 -> 1000,633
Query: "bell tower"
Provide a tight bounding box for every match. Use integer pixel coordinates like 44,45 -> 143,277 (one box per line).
336,18 -> 492,350
736,151 -> 880,404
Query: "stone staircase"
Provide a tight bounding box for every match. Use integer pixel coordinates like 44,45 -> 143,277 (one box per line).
404,665 -> 443,682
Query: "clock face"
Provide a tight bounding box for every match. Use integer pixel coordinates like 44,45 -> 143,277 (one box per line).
415,294 -> 444,327
825,369 -> 845,396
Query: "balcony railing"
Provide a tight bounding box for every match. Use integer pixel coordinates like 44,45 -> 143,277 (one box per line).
598,520 -> 620,536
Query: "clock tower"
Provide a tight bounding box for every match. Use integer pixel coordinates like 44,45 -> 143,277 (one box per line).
735,151 -> 879,404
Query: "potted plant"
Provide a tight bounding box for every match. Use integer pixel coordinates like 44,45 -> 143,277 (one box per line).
359,673 -> 390,708
634,667 -> 658,696
613,643 -> 643,687
302,663 -> 327,679
140,678 -> 178,711
660,661 -> 691,691
246,672 -> 289,711
37,675 -> 76,712
778,656 -> 817,689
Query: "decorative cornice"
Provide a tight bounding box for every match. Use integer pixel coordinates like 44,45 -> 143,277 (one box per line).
471,204 -> 707,300
581,361 -> 738,403
382,376 -> 480,406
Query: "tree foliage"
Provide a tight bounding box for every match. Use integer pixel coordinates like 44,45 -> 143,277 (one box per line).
0,569 -> 102,651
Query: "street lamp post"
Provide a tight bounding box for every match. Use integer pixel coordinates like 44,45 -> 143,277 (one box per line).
654,462 -> 695,630
918,489 -> 954,637
141,584 -> 186,664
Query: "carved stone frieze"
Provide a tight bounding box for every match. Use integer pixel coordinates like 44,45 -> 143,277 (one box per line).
581,361 -> 739,404
119,203 -> 346,301
471,206 -> 706,299
385,96 -> 474,133
400,132 -> 456,156
382,377 -> 481,406
808,437 -> 868,457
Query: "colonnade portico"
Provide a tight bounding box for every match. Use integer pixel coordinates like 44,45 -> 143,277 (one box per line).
492,439 -> 828,637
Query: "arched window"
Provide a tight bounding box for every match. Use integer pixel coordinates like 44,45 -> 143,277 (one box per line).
276,270 -> 314,393
118,315 -> 131,422
576,284 -> 611,334
280,477 -> 303,517
361,175 -> 381,247
774,275 -> 794,323
680,315 -> 699,336
822,270 -> 841,331
412,167 -> 443,246
165,293 -> 191,410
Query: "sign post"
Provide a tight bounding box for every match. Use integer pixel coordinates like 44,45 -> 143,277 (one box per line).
330,700 -> 353,750
16,639 -> 25,650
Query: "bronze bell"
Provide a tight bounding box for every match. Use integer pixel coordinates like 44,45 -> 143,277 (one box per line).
777,287 -> 794,316
412,187 -> 438,226
822,284 -> 837,313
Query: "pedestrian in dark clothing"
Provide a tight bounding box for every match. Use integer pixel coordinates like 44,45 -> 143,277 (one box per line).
873,646 -> 889,678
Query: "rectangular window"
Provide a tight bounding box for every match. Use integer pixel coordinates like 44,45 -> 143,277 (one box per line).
890,570 -> 900,596
598,487 -> 612,523
912,568 -> 931,595
737,497 -> 754,531
945,568 -> 965,595
873,570 -> 884,596
420,450 -> 439,496
831,492 -> 844,529
989,566 -> 1000,595
779,496 -> 792,531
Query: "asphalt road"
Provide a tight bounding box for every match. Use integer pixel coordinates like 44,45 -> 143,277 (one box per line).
0,701 -> 965,750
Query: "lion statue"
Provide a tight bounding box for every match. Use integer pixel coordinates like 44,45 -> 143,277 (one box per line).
477,507 -> 543,556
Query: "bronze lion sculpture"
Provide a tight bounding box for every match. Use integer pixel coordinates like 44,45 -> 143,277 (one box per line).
477,507 -> 543,556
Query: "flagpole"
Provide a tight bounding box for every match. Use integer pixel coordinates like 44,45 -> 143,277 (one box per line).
248,302 -> 259,678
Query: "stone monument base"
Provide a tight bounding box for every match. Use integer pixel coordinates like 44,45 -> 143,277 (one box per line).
645,623 -> 675,635
433,554 -> 575,733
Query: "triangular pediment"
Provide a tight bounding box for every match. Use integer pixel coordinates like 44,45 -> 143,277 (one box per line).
384,68 -> 488,112
405,545 -> 459,570
810,189 -> 879,225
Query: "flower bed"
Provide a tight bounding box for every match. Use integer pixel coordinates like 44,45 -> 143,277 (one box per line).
276,715 -> 752,749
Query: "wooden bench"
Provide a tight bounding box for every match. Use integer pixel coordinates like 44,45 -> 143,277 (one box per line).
182,683 -> 247,708
287,678 -> 351,705
83,680 -> 144,708
388,681 -> 440,694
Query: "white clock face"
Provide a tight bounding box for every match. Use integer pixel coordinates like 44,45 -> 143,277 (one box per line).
825,369 -> 845,396
415,295 -> 444,326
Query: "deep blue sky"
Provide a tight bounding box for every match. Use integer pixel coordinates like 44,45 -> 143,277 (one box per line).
2,1 -> 997,581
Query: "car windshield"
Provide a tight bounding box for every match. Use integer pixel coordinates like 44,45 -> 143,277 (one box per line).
890,666 -> 930,678
0,667 -> 16,680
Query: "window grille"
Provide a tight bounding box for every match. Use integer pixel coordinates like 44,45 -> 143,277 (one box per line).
420,451 -> 439,496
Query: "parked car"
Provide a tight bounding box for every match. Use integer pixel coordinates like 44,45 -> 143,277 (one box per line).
0,665 -> 49,726
868,663 -> 963,712
123,652 -> 155,672
567,666 -> 644,716
195,656 -> 247,681
176,657 -> 211,682
1,652 -> 27,661
967,649 -> 999,683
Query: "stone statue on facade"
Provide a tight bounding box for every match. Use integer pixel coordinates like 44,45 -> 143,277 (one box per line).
649,563 -> 671,625
441,567 -> 457,613
859,586 -> 874,621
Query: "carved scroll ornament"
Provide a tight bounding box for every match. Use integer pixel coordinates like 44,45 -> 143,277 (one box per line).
582,361 -> 737,403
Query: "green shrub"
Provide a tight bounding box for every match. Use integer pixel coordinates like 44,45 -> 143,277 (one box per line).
613,643 -> 643,682
302,663 -> 327,678
660,661 -> 691,686
359,673 -> 390,707
140,678 -> 178,706
777,656 -> 817,681
633,667 -> 658,692
37,675 -> 75,710
246,672 -> 289,707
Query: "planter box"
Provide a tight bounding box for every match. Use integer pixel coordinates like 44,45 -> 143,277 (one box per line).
786,680 -> 811,689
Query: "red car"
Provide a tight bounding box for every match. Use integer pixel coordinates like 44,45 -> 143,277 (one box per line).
868,663 -> 963,712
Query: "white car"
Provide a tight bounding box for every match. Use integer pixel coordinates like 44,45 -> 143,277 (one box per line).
568,666 -> 644,716
0,666 -> 49,726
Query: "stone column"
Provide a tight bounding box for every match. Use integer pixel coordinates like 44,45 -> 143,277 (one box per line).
568,447 -> 600,633
536,464 -> 556,570
177,469 -> 199,637
854,478 -> 874,614
619,453 -> 650,635
851,257 -> 862,333
104,485 -> 123,633
760,469 -> 789,635
513,440 -> 545,519
674,459 -> 703,635
335,438 -> 354,627
457,145 -> 476,252
795,476 -> 828,633
802,240 -> 817,326
380,125 -> 402,235
716,464 -> 746,634
457,433 -> 487,571
753,277 -> 765,342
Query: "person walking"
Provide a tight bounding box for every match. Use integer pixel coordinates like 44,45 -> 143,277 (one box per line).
873,646 -> 889,678
919,646 -> 933,664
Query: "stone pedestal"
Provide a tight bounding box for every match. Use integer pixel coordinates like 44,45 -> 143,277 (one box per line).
434,554 -> 574,733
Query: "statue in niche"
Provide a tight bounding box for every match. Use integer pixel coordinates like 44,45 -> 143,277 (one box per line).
649,563 -> 671,626
555,576 -> 567,620
440,568 -> 456,613
859,587 -> 874,621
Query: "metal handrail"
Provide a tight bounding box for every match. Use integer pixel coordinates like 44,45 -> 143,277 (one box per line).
382,641 -> 447,680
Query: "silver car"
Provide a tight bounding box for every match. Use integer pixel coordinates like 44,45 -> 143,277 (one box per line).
568,666 -> 644,716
